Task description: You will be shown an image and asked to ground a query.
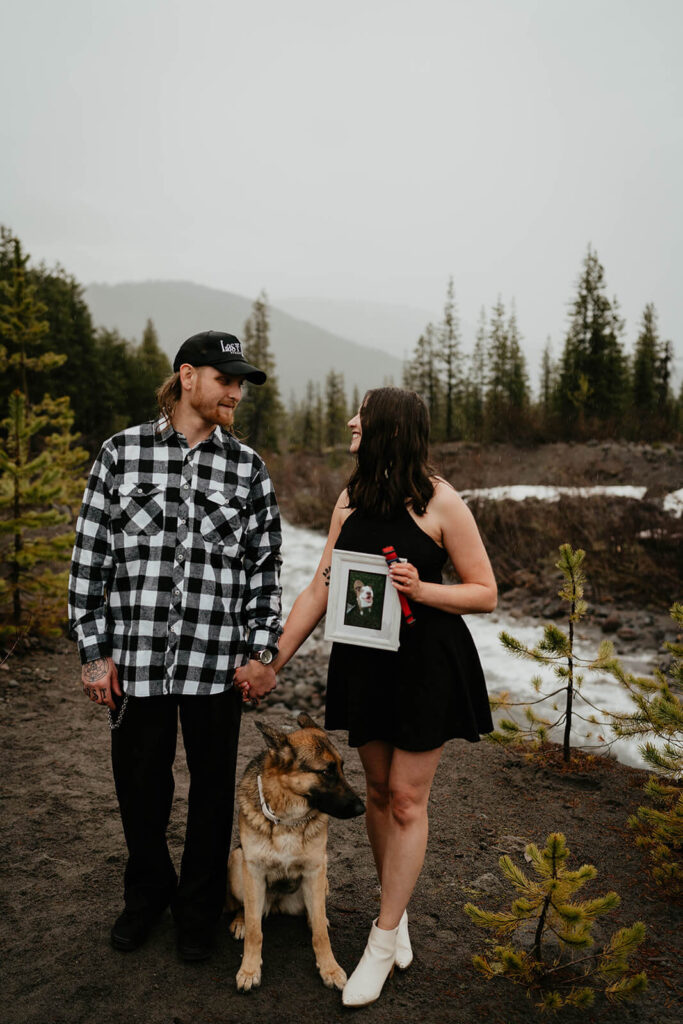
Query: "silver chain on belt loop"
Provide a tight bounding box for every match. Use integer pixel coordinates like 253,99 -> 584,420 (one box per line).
108,694 -> 129,730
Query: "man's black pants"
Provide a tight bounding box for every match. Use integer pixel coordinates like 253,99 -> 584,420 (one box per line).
111,687 -> 242,932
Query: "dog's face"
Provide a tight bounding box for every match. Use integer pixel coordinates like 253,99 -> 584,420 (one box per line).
357,585 -> 373,610
256,713 -> 365,820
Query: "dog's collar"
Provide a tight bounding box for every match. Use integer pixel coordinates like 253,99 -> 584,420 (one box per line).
257,775 -> 316,828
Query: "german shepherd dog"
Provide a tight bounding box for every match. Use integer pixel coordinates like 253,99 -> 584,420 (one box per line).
227,713 -> 365,992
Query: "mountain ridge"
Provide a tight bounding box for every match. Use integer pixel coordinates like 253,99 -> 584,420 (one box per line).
84,280 -> 404,401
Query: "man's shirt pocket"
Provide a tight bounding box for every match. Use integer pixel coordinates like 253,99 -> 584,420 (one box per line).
116,481 -> 165,536
198,489 -> 246,553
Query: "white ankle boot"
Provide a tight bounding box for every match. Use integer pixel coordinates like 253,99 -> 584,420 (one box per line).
395,910 -> 413,970
342,919 -> 398,1007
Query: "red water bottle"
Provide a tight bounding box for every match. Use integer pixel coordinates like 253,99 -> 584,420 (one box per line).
382,546 -> 416,626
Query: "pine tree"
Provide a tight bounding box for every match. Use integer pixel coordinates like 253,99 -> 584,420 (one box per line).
538,338 -> 558,436
237,291 -> 285,452
0,231 -> 87,639
324,370 -> 348,448
300,380 -> 318,452
0,392 -> 87,640
92,327 -> 140,440
0,235 -> 65,404
403,323 -> 442,437
350,384 -> 361,419
555,246 -> 629,437
463,307 -> 487,441
437,277 -> 464,440
313,383 -> 324,454
631,303 -> 674,440
504,301 -> 530,436
464,832 -> 647,1013
483,296 -> 509,440
128,319 -> 172,423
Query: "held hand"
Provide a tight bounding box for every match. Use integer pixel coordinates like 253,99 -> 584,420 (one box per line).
233,663 -> 253,704
233,662 -> 277,704
389,561 -> 424,602
81,656 -> 121,710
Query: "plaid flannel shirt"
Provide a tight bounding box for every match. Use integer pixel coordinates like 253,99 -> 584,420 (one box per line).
68,418 -> 282,696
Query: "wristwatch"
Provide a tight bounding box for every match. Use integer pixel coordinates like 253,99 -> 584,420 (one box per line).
250,649 -> 274,666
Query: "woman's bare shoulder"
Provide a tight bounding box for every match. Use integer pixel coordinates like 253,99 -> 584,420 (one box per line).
430,476 -> 465,505
332,489 -> 354,526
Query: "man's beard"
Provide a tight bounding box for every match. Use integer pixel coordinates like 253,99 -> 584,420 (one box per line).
191,392 -> 236,428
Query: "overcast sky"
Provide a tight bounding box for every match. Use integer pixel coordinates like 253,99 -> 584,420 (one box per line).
2,0 -> 681,368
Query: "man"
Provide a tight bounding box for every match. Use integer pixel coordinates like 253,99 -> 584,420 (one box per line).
69,330 -> 282,961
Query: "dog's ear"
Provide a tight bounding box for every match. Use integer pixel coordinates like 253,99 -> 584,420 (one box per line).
255,720 -> 291,751
297,712 -> 319,731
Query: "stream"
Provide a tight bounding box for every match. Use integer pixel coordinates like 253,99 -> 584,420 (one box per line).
280,519 -> 664,770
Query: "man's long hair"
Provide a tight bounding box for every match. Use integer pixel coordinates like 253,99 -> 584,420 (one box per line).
156,372 -> 182,426
346,387 -> 436,519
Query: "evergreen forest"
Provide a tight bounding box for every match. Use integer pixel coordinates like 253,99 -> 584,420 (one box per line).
0,227 -> 680,463
0,224 -> 680,641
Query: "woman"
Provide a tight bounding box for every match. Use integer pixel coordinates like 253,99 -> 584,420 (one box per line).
237,387 -> 497,1007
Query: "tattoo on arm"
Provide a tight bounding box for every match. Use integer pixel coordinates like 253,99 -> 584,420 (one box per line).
83,658 -> 108,683
322,566 -> 331,588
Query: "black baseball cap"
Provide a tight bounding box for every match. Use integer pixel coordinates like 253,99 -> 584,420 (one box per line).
173,330 -> 267,385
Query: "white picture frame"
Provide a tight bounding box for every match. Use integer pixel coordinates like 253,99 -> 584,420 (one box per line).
324,549 -> 401,651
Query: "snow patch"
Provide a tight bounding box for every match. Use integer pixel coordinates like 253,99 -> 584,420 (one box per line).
459,485 -> 648,502
662,488 -> 683,518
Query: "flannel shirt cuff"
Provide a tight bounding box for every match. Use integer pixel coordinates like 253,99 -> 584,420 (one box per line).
246,628 -> 281,657
76,636 -> 112,666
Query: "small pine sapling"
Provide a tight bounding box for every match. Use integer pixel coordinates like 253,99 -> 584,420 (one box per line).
608,604 -> 682,892
493,544 -> 619,763
463,832 -> 647,1013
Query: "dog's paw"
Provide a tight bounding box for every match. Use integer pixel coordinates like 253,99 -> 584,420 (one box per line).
229,915 -> 246,941
319,960 -> 347,990
236,963 -> 262,992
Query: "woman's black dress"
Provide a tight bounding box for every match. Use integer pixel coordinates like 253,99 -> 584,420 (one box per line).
325,508 -> 493,751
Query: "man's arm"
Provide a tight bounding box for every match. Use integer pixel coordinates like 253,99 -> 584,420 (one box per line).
68,442 -> 119,706
238,460 -> 283,700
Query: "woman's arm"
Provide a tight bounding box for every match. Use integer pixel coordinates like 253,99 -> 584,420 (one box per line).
389,482 -> 497,614
235,493 -> 350,696
273,495 -> 349,670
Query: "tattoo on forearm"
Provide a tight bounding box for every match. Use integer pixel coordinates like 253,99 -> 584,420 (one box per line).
83,658 -> 108,682
322,566 -> 331,587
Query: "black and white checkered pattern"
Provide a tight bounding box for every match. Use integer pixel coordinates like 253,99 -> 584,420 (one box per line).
68,419 -> 282,696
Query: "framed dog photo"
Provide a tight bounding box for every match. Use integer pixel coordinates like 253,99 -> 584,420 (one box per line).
324,550 -> 401,651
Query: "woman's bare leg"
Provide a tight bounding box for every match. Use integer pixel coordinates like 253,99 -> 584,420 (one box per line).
358,742 -> 443,930
358,741 -> 393,878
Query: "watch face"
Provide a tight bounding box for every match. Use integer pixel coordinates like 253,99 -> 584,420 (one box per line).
256,649 -> 273,665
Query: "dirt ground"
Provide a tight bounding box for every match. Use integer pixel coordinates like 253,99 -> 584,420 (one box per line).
1,638 -> 680,1024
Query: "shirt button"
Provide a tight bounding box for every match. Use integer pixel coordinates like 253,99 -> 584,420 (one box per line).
182,484 -> 190,491
178,552 -> 185,562
178,517 -> 185,525
173,588 -> 180,596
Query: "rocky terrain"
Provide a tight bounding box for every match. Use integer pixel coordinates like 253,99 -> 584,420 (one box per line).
1,637 -> 681,1024
1,441 -> 680,1023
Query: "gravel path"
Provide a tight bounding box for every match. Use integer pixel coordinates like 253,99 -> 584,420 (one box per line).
1,638 -> 680,1024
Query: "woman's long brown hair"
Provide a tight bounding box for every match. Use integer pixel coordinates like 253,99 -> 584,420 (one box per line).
346,387 -> 436,519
